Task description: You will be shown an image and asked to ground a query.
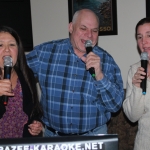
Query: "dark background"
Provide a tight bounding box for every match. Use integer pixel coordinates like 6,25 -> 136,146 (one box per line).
146,0 -> 150,17
0,0 -> 33,52
68,0 -> 117,36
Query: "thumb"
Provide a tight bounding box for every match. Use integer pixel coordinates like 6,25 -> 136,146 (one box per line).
80,56 -> 86,63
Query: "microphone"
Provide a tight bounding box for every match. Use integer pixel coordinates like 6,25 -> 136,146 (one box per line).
140,52 -> 148,95
85,40 -> 95,78
3,56 -> 13,105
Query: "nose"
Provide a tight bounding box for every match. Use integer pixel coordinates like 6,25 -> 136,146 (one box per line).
4,45 -> 10,52
86,30 -> 92,38
142,37 -> 148,45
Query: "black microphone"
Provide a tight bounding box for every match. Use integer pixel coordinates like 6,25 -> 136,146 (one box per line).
140,52 -> 148,95
3,56 -> 12,105
85,40 -> 95,78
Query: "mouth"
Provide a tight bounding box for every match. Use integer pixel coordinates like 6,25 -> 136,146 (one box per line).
81,39 -> 93,46
81,39 -> 86,44
142,49 -> 150,59
143,47 -> 150,51
2,55 -> 11,60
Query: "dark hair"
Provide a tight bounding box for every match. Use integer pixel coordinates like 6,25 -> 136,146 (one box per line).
0,26 -> 42,118
135,17 -> 150,36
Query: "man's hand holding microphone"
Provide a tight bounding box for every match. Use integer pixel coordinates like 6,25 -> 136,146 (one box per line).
81,40 -> 103,81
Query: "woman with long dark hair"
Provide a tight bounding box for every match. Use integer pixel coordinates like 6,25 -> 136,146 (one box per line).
0,26 -> 43,138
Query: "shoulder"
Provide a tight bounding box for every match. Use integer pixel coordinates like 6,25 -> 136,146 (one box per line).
28,67 -> 34,75
130,61 -> 141,68
16,67 -> 34,79
126,61 -> 140,78
129,61 -> 140,73
16,68 -> 36,86
93,46 -> 119,68
93,46 -> 115,60
34,38 -> 69,50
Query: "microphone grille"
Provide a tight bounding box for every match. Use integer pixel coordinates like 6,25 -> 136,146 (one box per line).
141,52 -> 149,60
85,40 -> 92,47
4,56 -> 13,67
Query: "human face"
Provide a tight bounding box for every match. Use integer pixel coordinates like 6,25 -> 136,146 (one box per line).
0,32 -> 18,69
137,23 -> 150,58
69,10 -> 99,57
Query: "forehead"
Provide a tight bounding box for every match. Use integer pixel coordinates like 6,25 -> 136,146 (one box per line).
77,12 -> 99,27
0,32 -> 16,41
137,23 -> 150,32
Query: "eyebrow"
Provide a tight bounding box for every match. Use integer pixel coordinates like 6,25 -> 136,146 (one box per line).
0,40 -> 16,42
80,25 -> 99,30
137,31 -> 150,35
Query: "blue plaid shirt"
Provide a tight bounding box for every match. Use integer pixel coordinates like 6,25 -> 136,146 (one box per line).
26,38 -> 124,134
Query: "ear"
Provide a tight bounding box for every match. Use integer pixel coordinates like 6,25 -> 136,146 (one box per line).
68,22 -> 73,34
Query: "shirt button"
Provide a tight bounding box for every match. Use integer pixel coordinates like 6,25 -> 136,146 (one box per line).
72,90 -> 74,92
70,123 -> 72,126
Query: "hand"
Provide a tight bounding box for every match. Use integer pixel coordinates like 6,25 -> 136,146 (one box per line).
81,52 -> 103,80
28,120 -> 43,136
0,79 -> 14,97
132,67 -> 146,87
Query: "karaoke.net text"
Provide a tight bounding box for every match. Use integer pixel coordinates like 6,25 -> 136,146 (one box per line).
0,142 -> 104,150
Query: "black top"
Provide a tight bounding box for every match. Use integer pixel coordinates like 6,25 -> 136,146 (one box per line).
0,68 -> 42,137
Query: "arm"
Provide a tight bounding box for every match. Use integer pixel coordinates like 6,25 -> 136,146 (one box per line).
26,45 -> 40,76
123,66 -> 145,122
81,51 -> 124,113
27,68 -> 43,136
95,62 -> 124,113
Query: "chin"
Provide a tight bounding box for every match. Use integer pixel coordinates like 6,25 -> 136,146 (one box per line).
81,50 -> 86,54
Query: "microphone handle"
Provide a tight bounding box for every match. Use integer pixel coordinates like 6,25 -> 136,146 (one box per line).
140,60 -> 147,95
86,47 -> 95,78
3,66 -> 12,105
86,47 -> 92,54
89,67 -> 95,77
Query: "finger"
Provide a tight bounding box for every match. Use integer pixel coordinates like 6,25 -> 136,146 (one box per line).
0,90 -> 14,97
86,59 -> 100,70
28,123 -> 42,131
0,80 -> 12,90
86,54 -> 97,62
80,56 -> 86,63
28,129 -> 38,135
86,54 -> 98,63
29,121 -> 41,128
28,127 -> 42,135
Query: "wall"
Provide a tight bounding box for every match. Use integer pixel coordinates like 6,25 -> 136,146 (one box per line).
30,0 -> 146,88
